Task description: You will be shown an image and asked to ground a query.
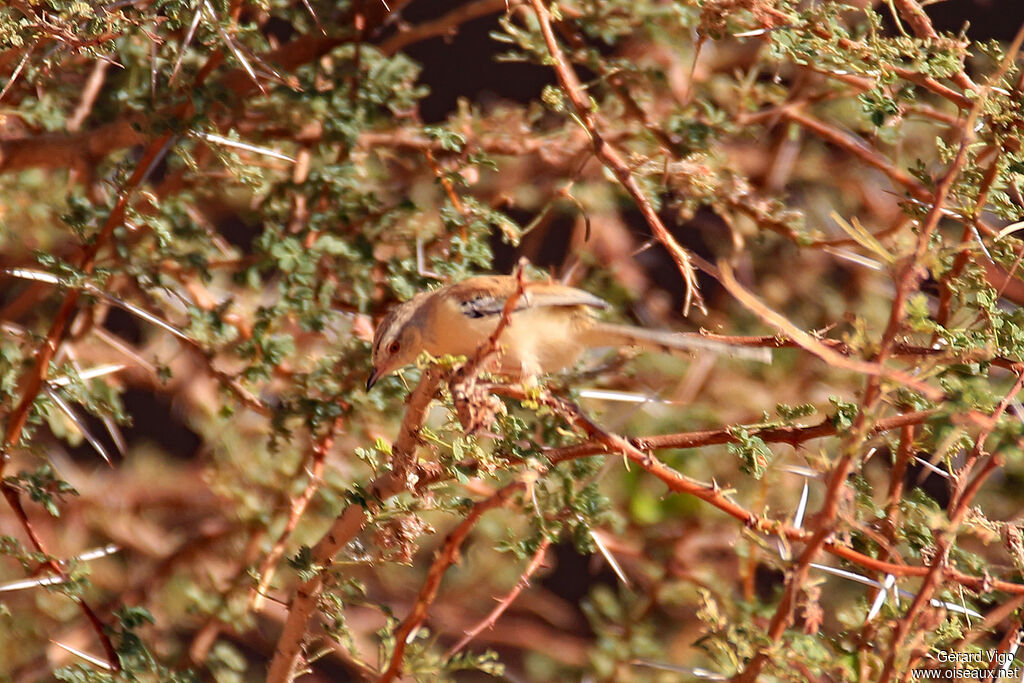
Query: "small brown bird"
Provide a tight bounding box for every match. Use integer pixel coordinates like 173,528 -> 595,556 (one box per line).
366,275 -> 768,389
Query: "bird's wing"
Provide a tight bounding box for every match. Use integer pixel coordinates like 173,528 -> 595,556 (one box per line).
449,276 -> 609,319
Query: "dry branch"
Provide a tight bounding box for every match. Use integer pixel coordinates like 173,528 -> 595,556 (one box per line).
526,0 -> 704,314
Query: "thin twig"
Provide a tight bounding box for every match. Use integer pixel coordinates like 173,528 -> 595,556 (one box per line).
168,1 -> 203,85
251,420 -> 339,612
379,481 -> 525,682
0,42 -> 34,103
444,537 -> 552,658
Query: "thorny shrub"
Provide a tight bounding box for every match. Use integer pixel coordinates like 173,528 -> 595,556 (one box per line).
1,0 -> 1024,681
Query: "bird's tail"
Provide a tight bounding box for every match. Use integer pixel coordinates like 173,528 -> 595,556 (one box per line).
581,322 -> 773,364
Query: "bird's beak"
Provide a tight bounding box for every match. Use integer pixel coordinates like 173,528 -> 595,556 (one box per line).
366,366 -> 382,391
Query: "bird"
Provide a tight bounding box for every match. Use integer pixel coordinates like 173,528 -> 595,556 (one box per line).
366,275 -> 770,390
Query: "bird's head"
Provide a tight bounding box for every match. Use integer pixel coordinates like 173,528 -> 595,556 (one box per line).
367,294 -> 430,390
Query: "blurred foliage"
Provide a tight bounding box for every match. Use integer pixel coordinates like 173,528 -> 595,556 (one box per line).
1,0 -> 1024,681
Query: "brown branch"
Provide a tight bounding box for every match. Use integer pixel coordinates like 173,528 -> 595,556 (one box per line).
885,425 -> 916,543
76,599 -> 120,673
777,98 -> 1001,245
478,264 -> 528,362
778,108 -> 930,202
958,367 -> 1024,483
741,86 -> 1007,666
954,594 -> 1024,652
890,0 -> 977,93
377,0 -> 507,56
514,391 -> 1024,597
804,49 -> 973,111
897,69 -> 973,110
0,114 -> 147,175
733,440 -> 861,683
933,149 -> 1004,331
526,386 -> 880,666
762,4 -> 976,110
541,408 -> 935,459
878,455 -> 1003,682
355,126 -> 602,159
875,35 -> 1023,677
422,136 -> 469,249
1,482 -> 120,671
855,22 -> 1020,414
67,58 -> 109,133
1,482 -> 56,558
983,623 -> 1021,683
938,73 -> 1024,325
890,0 -> 940,41
266,367 -> 443,683
379,481 -> 524,682
873,20 -> 1024,405
525,0 -> 704,314
716,262 -> 943,401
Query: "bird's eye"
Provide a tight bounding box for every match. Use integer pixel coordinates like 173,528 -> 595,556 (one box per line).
387,341 -> 401,354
